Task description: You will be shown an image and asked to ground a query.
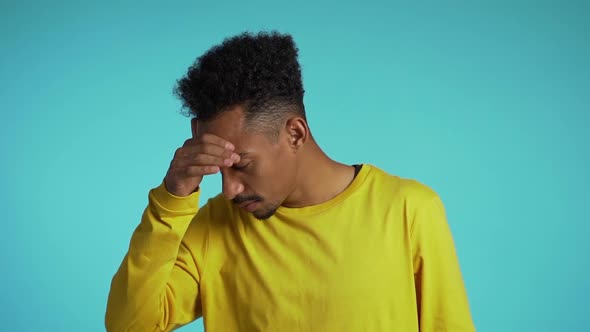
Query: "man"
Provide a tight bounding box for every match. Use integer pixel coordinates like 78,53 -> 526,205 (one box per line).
105,31 -> 476,331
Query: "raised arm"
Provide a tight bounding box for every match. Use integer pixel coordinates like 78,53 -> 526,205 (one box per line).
105,183 -> 206,331
105,124 -> 240,331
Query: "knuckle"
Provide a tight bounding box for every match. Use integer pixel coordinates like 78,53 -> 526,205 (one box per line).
192,154 -> 203,164
171,160 -> 182,169
183,167 -> 193,177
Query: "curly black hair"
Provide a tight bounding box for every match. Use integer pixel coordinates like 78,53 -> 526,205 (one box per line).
173,31 -> 306,138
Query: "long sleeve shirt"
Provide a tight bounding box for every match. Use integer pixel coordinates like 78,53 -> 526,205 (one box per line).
105,164 -> 476,331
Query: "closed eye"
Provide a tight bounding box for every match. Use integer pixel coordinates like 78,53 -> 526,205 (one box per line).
232,162 -> 250,170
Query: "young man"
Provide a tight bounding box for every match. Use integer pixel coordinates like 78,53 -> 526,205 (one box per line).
105,31 -> 476,331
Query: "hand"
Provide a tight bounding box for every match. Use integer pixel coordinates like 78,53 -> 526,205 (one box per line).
164,133 -> 240,197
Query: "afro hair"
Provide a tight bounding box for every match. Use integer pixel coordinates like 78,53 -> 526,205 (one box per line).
173,31 -> 306,136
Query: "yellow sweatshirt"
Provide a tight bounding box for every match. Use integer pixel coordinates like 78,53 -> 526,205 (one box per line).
105,164 -> 476,331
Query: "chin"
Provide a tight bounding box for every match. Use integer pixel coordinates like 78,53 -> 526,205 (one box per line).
253,205 -> 279,220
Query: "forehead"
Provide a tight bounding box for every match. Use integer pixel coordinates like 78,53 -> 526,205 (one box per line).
199,107 -> 271,152
201,107 -> 245,140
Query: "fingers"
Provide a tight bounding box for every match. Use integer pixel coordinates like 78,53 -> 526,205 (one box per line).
182,133 -> 233,149
198,143 -> 234,160
177,145 -> 240,167
176,153 -> 226,169
184,165 -> 220,177
200,133 -> 235,151
166,132 -> 239,196
175,134 -> 240,170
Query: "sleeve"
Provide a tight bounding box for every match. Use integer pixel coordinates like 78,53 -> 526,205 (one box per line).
410,194 -> 476,332
105,181 -> 210,332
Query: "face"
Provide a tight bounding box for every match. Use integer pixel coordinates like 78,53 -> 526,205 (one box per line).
196,106 -> 300,220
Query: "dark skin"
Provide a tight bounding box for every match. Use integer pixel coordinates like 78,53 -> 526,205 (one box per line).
165,104 -> 357,220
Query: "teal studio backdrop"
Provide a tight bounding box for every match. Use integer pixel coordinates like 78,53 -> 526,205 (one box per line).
1,1 -> 588,331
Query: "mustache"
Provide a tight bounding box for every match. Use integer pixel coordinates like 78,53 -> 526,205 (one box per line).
232,194 -> 263,204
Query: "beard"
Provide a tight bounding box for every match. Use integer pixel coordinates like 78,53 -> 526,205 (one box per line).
233,194 -> 279,220
253,203 -> 280,220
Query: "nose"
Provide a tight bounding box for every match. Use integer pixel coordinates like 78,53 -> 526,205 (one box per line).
221,170 -> 244,200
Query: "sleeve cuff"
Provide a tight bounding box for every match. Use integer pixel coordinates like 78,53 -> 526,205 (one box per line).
150,180 -> 201,212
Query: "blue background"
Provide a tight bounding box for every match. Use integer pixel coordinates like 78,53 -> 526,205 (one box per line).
1,1 -> 588,331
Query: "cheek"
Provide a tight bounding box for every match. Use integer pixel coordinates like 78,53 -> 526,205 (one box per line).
260,153 -> 296,195
275,155 -> 298,191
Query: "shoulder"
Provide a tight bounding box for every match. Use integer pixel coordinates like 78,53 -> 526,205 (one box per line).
364,164 -> 440,203
364,164 -> 447,234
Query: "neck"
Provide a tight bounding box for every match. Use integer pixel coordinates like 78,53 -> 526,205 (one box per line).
282,140 -> 357,208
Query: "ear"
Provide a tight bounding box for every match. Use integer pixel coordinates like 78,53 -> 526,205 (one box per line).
285,117 -> 308,149
191,118 -> 199,139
